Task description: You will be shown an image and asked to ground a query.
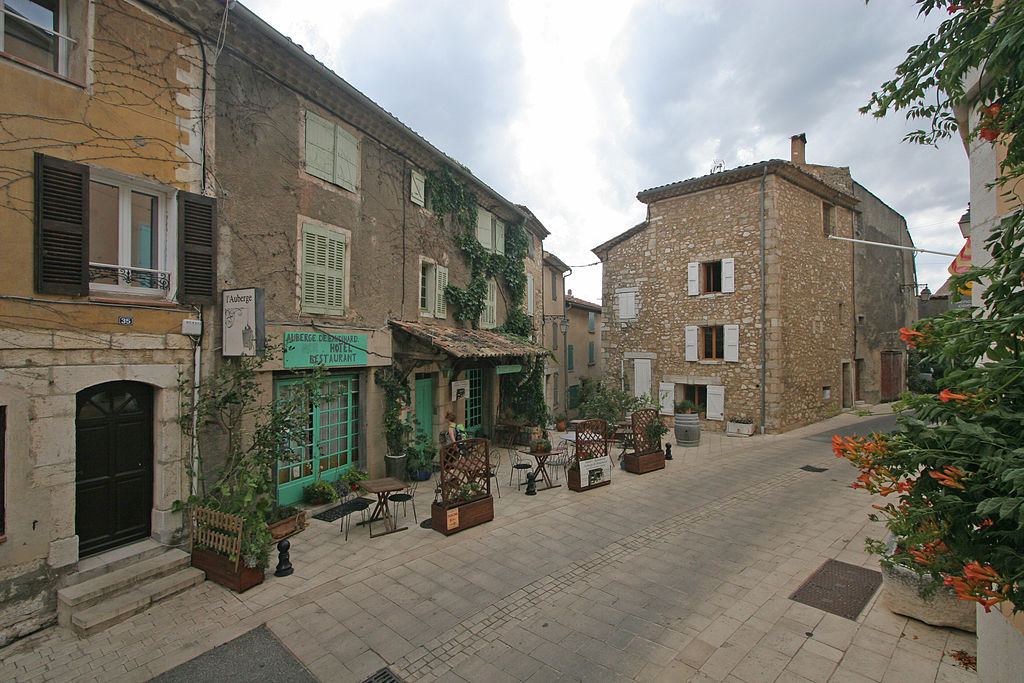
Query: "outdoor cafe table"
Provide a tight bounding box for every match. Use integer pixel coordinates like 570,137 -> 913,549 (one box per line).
518,448 -> 565,491
358,477 -> 409,537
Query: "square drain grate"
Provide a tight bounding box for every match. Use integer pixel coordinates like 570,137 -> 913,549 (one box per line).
790,559 -> 882,620
361,668 -> 404,683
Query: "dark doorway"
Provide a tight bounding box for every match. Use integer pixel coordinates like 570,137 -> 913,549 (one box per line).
76,382 -> 153,557
880,351 -> 903,402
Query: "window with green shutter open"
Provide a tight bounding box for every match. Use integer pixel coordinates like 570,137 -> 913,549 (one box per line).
304,110 -> 358,192
301,222 -> 346,315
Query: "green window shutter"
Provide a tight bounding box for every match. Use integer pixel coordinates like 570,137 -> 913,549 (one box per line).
588,341 -> 595,364
34,153 -> 89,295
494,218 -> 505,255
476,207 -> 493,250
588,311 -> 595,332
568,345 -> 574,371
410,169 -> 425,206
305,111 -> 335,182
177,191 -> 217,304
302,223 -> 346,315
434,265 -> 448,318
334,126 -> 358,191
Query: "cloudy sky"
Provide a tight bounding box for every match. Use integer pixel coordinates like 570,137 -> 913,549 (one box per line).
244,0 -> 968,304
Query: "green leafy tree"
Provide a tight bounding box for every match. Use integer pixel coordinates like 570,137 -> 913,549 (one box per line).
836,0 -> 1024,612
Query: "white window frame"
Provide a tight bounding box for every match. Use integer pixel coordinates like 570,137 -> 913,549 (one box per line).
419,258 -> 448,319
1,0 -> 73,76
304,110 -> 359,192
87,169 -> 175,299
299,218 -> 349,316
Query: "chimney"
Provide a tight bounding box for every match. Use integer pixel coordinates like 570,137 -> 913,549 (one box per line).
791,133 -> 807,165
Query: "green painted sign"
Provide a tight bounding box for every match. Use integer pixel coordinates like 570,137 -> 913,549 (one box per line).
283,332 -> 367,368
496,364 -> 522,375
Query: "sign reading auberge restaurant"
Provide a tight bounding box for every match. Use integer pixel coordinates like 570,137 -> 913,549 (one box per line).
283,332 -> 368,368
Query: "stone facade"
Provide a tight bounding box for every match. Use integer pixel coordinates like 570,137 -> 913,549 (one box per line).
595,152 -> 864,433
565,294 -> 603,418
541,252 -> 570,416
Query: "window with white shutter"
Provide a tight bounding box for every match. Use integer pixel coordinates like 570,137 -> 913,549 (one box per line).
722,258 -> 735,293
301,222 -> 346,315
480,278 -> 497,329
494,217 -> 505,255
659,382 -> 674,416
434,266 -> 448,318
685,326 -> 698,361
724,324 -> 739,362
706,385 -> 725,421
476,207 -> 493,251
618,289 -> 637,321
304,110 -> 359,192
688,262 -> 699,296
410,169 -> 425,206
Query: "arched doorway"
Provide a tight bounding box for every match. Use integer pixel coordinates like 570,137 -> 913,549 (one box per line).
76,382 -> 153,557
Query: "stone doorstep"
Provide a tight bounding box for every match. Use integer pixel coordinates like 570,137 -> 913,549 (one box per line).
65,538 -> 169,588
69,567 -> 205,637
58,549 -> 191,612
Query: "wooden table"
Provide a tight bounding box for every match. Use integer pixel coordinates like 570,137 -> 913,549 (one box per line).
518,449 -> 564,491
358,477 -> 409,537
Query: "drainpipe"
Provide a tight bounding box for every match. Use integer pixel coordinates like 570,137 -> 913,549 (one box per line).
190,307 -> 204,497
760,166 -> 767,435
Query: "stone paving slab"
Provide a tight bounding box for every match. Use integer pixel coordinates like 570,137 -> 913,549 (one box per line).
0,408 -> 978,682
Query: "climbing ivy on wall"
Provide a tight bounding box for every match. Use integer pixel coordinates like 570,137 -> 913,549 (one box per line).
499,356 -> 549,426
374,367 -> 411,458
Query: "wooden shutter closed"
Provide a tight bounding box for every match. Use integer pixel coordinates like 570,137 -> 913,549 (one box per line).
305,111 -> 335,182
687,262 -> 699,295
685,326 -> 698,361
302,223 -> 345,314
724,324 -> 739,362
434,265 -> 448,318
410,169 -> 425,206
722,258 -> 735,293
476,207 -> 493,250
706,385 -> 725,420
177,191 -> 217,304
494,218 -> 505,255
659,381 -> 674,415
481,278 -> 497,328
34,153 -> 89,295
618,290 -> 636,320
526,273 -> 534,314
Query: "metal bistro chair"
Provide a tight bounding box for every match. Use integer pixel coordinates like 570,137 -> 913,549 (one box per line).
341,497 -> 372,541
508,448 -> 533,488
389,478 -> 419,523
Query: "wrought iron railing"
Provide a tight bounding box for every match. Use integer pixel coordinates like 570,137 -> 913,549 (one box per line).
89,263 -> 171,291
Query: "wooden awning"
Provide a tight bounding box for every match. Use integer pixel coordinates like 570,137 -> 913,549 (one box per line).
390,320 -> 547,360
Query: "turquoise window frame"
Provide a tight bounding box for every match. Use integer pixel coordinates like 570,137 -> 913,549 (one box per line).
567,344 -> 574,371
466,368 -> 483,432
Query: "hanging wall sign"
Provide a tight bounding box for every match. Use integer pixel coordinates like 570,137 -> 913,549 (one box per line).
283,331 -> 367,368
451,379 -> 470,402
222,288 -> 265,356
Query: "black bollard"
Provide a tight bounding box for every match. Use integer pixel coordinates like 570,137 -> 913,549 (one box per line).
525,471 -> 537,495
274,539 -> 293,577
665,443 -> 673,460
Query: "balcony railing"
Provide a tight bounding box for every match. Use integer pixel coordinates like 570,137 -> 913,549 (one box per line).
89,263 -> 171,292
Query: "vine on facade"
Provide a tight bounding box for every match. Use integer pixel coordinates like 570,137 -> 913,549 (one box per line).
374,367 -> 412,458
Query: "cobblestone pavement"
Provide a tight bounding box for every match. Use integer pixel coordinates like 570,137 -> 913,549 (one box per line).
1,408 -> 978,682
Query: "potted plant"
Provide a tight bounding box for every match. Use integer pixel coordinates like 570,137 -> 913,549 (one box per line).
674,399 -> 701,447
431,438 -> 494,535
406,432 -> 437,481
339,467 -> 368,493
177,345 -> 325,592
554,413 -> 568,432
265,504 -> 307,542
726,416 -> 755,437
530,436 -> 551,454
623,409 -> 666,474
303,479 -> 338,505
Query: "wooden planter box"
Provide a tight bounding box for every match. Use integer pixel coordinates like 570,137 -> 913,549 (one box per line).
431,495 -> 494,536
726,421 -> 755,437
623,450 -> 665,474
191,548 -> 264,593
567,467 -> 611,492
266,511 -> 307,542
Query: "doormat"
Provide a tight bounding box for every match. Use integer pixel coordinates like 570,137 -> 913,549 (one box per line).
790,559 -> 882,620
800,465 -> 828,472
312,497 -> 372,522
151,625 -> 316,682
361,668 -> 405,683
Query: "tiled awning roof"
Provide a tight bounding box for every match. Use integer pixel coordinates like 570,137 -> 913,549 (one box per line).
390,320 -> 548,359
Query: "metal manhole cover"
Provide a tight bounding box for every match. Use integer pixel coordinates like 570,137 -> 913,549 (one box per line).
361,668 -> 404,683
789,559 -> 882,620
801,465 -> 828,472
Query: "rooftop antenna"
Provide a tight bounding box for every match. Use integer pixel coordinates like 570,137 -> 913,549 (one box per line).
710,159 -> 724,174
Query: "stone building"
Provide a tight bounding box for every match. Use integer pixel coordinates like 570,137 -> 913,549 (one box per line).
594,136 -> 913,433
1,0 -> 211,643
1,0 -> 548,643
541,252 -> 570,416
565,293 -> 603,417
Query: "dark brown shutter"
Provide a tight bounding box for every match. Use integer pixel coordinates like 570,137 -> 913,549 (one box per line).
177,191 -> 217,304
34,153 -> 89,295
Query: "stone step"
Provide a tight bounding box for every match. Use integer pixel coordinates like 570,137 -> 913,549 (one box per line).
59,548 -> 191,613
69,567 -> 205,637
63,538 -> 169,588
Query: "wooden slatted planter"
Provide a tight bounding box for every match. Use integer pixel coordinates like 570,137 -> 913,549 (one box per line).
431,438 -> 494,535
190,507 -> 264,592
568,419 -> 612,492
431,495 -> 494,536
622,409 -> 666,474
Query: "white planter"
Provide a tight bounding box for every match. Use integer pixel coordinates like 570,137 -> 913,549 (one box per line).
726,421 -> 754,437
880,536 -> 975,632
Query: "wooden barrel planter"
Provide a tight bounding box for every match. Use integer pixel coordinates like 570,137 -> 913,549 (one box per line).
674,412 -> 700,447
431,495 -> 494,535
